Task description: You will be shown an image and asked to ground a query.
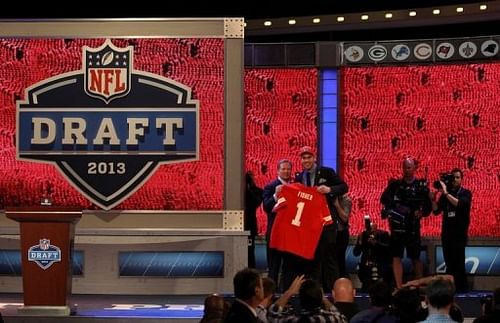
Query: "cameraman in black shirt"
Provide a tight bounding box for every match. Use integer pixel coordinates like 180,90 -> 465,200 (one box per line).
353,217 -> 391,291
380,158 -> 432,288
431,168 -> 472,293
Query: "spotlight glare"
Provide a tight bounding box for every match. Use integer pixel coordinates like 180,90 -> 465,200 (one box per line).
288,19 -> 296,25
385,12 -> 393,19
409,11 -> 417,17
432,9 -> 440,15
456,7 -> 464,13
264,21 -> 272,26
337,16 -> 345,22
480,4 -> 487,10
312,18 -> 320,23
361,14 -> 369,21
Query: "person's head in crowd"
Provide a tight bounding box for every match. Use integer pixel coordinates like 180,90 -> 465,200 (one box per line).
392,287 -> 426,323
332,277 -> 355,303
200,294 -> 226,322
299,146 -> 316,171
260,277 -> 276,308
368,280 -> 392,308
233,267 -> 264,306
299,279 -> 324,311
425,277 -> 455,311
276,159 -> 292,182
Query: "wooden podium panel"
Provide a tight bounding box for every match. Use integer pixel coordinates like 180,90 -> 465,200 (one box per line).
6,207 -> 81,308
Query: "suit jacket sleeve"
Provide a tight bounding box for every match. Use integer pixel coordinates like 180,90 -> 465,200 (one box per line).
325,167 -> 348,197
262,181 -> 278,214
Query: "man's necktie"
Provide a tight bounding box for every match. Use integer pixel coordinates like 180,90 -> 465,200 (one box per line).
306,171 -> 311,187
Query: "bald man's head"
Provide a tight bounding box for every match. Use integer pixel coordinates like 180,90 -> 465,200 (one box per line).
402,158 -> 416,180
332,278 -> 355,302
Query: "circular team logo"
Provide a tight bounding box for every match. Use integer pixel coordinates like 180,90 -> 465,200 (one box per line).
480,40 -> 499,57
414,43 -> 432,60
391,44 -> 410,61
458,42 -> 477,58
368,45 -> 387,62
344,46 -> 364,62
436,42 -> 455,59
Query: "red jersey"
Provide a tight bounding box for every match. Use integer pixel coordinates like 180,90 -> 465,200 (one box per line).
270,183 -> 332,260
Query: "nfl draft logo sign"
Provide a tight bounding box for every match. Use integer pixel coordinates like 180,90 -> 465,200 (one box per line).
28,239 -> 61,270
84,42 -> 131,103
16,40 -> 199,209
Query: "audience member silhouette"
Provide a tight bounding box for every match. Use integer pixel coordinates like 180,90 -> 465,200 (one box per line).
473,287 -> 500,323
420,277 -> 458,323
392,287 -> 426,323
268,275 -> 347,322
257,277 -> 276,323
331,277 -> 359,322
350,279 -> 397,323
200,294 -> 228,323
224,267 -> 264,323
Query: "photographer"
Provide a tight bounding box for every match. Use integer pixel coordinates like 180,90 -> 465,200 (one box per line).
353,217 -> 391,291
431,168 -> 472,293
380,158 -> 432,288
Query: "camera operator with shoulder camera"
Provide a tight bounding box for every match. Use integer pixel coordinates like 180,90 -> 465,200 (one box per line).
353,216 -> 391,291
430,168 -> 472,293
380,158 -> 432,288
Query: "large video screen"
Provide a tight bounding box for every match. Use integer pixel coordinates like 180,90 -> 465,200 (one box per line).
341,64 -> 500,237
244,68 -> 318,234
0,38 -> 224,210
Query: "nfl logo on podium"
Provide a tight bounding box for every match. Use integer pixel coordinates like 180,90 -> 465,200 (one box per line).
28,239 -> 62,270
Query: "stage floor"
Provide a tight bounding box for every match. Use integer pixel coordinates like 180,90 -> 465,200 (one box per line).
0,292 -> 488,322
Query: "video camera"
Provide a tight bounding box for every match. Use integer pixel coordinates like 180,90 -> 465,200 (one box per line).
381,204 -> 410,229
433,173 -> 454,189
400,179 -> 430,203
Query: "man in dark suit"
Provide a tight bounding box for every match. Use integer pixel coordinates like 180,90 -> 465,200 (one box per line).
224,268 -> 264,323
294,146 -> 348,292
262,159 -> 292,291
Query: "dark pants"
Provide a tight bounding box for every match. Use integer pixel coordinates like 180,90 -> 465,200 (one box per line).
281,252 -> 315,291
267,239 -> 284,291
442,231 -> 468,292
313,224 -> 339,292
336,229 -> 349,278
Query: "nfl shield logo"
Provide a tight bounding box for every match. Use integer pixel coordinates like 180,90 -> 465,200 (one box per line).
84,40 -> 131,103
40,238 -> 50,250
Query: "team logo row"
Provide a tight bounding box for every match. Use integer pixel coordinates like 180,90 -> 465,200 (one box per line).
344,39 -> 499,63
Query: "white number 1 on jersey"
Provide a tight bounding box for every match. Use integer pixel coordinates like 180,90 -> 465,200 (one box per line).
291,202 -> 305,227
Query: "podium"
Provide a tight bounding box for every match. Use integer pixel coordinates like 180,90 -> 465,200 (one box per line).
6,207 -> 82,316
